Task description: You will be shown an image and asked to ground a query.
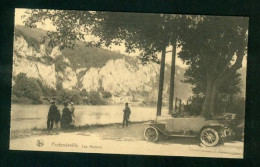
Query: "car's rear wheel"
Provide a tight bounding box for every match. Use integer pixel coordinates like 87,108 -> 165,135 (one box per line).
200,127 -> 220,147
144,126 -> 159,142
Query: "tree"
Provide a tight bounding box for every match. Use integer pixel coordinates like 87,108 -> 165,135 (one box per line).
88,13 -> 197,115
13,73 -> 43,104
178,16 -> 248,117
24,10 -> 194,115
24,9 -> 95,49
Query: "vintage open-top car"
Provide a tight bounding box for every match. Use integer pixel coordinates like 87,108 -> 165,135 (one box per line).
144,114 -> 235,147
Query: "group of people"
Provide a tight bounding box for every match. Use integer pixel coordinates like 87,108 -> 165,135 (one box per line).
47,100 -> 75,130
47,101 -> 131,130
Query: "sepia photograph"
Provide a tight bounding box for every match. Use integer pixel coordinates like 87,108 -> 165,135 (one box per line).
9,8 -> 248,158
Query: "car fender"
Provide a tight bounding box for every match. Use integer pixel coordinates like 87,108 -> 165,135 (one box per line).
200,123 -> 225,133
199,124 -> 231,139
145,124 -> 168,136
144,122 -> 155,125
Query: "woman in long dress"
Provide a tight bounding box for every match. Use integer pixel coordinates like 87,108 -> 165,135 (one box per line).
61,102 -> 72,129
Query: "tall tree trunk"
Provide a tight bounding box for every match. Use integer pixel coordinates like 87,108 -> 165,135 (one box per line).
201,49 -> 244,117
201,78 -> 218,118
169,42 -> 177,114
157,47 -> 166,116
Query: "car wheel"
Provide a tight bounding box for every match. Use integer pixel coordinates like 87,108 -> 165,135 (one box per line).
144,126 -> 159,142
200,127 -> 220,147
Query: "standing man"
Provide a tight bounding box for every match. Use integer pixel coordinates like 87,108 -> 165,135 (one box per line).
122,103 -> 131,127
69,102 -> 76,127
47,99 -> 58,130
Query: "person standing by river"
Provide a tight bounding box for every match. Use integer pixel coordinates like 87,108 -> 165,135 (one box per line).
47,100 -> 59,130
61,102 -> 72,129
122,103 -> 131,127
69,102 -> 75,127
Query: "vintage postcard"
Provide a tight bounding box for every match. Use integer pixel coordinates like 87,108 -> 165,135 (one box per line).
10,8 -> 248,158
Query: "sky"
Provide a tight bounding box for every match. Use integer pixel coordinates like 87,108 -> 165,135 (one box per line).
14,8 -> 247,68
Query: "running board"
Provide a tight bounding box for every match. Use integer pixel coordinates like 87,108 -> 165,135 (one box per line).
167,134 -> 197,137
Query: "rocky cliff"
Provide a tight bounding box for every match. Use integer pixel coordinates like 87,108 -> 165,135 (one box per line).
12,26 -> 193,104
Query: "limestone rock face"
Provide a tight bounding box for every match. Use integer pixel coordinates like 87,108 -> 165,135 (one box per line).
12,36 -> 56,89
81,59 -> 160,96
13,36 -> 36,57
81,67 -> 100,91
12,31 -> 192,103
12,54 -> 56,88
61,67 -> 77,90
12,35 -> 78,90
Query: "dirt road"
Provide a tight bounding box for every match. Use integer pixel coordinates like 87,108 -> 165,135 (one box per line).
10,123 -> 243,158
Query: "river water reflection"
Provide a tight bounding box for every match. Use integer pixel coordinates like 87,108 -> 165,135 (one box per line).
11,104 -> 169,130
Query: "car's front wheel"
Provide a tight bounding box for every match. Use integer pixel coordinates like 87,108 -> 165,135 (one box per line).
144,126 -> 159,142
200,127 -> 220,147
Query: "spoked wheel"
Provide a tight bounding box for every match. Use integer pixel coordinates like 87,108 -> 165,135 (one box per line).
200,127 -> 220,147
144,126 -> 159,142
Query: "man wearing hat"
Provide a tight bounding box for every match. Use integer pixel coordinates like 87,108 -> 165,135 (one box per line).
47,99 -> 59,130
122,102 -> 131,127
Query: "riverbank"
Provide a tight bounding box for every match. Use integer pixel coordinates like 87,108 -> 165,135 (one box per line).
10,121 -> 147,140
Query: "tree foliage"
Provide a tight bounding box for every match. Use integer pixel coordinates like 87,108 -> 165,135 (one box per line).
178,16 -> 248,116
88,91 -> 107,105
24,10 -> 196,63
13,73 -> 58,104
24,10 -> 248,116
13,73 -> 43,104
24,9 -> 95,49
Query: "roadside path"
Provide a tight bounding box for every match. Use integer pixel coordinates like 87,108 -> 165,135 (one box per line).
10,123 -> 243,158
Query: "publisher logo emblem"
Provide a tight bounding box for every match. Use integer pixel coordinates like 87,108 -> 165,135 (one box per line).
36,139 -> 44,147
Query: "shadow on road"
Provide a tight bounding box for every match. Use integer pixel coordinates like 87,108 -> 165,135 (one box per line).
156,136 -> 200,146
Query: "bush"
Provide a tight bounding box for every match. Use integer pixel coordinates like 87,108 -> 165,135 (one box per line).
184,96 -> 204,116
12,74 -> 112,106
11,94 -> 33,104
88,91 -> 106,105
12,73 -> 43,104
82,98 -> 89,105
12,73 -> 59,104
102,91 -> 112,99
79,88 -> 88,97
56,89 -> 82,104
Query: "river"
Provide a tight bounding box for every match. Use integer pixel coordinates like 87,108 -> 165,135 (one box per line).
10,104 -> 169,130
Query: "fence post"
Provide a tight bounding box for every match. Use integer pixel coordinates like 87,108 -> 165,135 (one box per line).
179,99 -> 182,116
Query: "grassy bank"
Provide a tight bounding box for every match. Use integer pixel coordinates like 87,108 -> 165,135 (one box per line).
10,121 -> 148,140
